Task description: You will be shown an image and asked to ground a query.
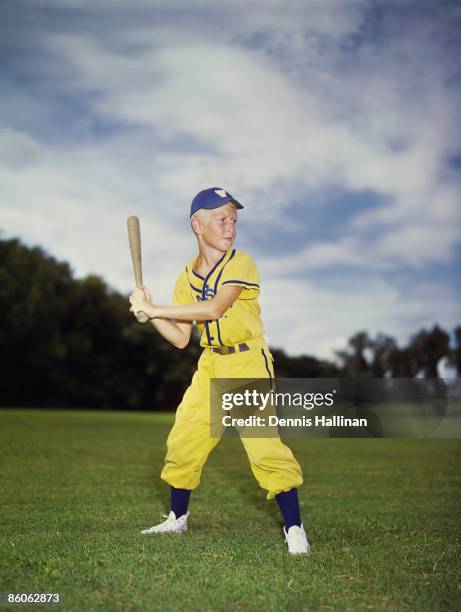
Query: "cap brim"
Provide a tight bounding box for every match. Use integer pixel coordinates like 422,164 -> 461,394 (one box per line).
207,197 -> 244,210
231,199 -> 244,209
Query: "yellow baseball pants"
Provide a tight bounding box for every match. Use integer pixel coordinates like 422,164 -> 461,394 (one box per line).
160,340 -> 303,499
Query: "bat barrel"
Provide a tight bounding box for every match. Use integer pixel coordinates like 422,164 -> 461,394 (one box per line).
127,215 -> 144,286
127,215 -> 148,324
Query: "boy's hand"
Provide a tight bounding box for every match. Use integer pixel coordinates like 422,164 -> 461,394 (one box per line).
129,285 -> 153,318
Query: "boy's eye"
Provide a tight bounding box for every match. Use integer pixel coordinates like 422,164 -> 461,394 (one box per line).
215,217 -> 237,224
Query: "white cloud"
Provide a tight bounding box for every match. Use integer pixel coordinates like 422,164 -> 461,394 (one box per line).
35,12 -> 460,269
0,128 -> 193,302
261,275 -> 459,359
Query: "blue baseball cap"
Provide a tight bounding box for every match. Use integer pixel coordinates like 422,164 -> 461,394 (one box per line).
190,187 -> 244,217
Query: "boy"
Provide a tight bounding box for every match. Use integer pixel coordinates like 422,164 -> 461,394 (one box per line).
129,187 -> 310,554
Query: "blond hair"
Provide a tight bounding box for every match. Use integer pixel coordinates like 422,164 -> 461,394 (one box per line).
190,208 -> 209,236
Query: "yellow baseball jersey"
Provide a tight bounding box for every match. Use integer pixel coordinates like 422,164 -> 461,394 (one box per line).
172,248 -> 264,348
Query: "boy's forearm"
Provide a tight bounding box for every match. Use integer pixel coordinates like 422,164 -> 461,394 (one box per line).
145,300 -> 219,322
149,317 -> 189,349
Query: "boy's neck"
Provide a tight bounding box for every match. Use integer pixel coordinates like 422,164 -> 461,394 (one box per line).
195,243 -> 230,274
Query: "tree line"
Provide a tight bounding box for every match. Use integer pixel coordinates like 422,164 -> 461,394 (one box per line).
0,237 -> 459,410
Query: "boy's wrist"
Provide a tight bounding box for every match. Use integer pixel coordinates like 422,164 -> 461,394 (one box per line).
146,303 -> 161,319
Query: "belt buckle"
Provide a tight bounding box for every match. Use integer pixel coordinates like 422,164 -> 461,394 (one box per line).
211,344 -> 248,355
211,346 -> 229,355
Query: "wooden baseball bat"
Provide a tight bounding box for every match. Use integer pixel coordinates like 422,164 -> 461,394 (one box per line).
127,215 -> 149,323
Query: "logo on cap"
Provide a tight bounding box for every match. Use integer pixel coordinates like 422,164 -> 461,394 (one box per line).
214,189 -> 228,198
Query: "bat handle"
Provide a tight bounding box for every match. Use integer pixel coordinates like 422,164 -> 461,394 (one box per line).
136,311 -> 149,324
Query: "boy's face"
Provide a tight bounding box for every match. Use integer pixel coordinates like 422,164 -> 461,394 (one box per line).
197,202 -> 238,251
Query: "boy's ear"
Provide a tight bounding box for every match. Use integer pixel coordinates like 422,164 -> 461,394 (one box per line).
191,217 -> 202,236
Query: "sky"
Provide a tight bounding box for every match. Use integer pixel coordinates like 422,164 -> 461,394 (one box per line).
1,0 -> 460,364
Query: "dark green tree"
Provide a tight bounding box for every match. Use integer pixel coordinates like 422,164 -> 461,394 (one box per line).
407,325 -> 450,378
369,333 -> 398,377
335,331 -> 372,376
0,237 -> 199,409
449,326 -> 461,376
270,348 -> 341,378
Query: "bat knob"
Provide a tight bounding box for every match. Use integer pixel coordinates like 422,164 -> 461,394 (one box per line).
136,311 -> 149,324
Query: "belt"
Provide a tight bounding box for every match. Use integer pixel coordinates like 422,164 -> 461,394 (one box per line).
211,343 -> 250,355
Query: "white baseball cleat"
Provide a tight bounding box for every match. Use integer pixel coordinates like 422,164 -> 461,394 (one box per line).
284,524 -> 310,555
140,511 -> 190,535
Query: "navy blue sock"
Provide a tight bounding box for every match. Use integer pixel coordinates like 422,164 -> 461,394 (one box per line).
170,487 -> 191,519
275,488 -> 301,530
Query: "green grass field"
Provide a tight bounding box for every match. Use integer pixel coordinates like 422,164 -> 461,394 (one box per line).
0,409 -> 460,611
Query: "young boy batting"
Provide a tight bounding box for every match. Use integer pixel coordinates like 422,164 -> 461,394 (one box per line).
129,187 -> 310,554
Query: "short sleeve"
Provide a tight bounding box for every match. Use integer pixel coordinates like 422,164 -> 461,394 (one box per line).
173,269 -> 192,305
220,251 -> 260,300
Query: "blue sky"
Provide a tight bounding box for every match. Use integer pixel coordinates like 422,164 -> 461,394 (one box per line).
1,0 -> 460,362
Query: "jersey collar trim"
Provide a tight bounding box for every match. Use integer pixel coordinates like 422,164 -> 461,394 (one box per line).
192,268 -> 205,280
186,249 -> 235,293
201,249 -> 229,295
